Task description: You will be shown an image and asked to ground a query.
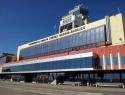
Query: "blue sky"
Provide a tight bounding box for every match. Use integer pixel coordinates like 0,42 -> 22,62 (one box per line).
0,0 -> 125,54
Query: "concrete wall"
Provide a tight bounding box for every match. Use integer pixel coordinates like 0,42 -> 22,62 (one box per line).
110,13 -> 125,44
122,14 -> 125,40
85,19 -> 105,29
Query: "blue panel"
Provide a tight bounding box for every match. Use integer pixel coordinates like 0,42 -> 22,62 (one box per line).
103,74 -> 112,79
106,57 -> 110,65
121,56 -> 125,64
99,58 -> 103,66
113,73 -> 119,79
113,56 -> 118,64
122,73 -> 125,79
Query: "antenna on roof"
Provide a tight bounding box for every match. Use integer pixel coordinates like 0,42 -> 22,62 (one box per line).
117,7 -> 121,13
75,3 -> 83,8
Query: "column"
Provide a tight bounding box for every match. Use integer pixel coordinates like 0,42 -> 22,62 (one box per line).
103,54 -> 106,70
110,53 -> 114,70
118,52 -> 122,69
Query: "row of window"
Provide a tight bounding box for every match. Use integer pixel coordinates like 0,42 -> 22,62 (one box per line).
100,56 -> 125,65
2,57 -> 96,73
20,26 -> 106,59
5,73 -> 125,83
78,73 -> 125,79
60,23 -> 72,32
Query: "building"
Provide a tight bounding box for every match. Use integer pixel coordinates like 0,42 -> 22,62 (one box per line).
0,5 -> 125,84
0,53 -> 16,64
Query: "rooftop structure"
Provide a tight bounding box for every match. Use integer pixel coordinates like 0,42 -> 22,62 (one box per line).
59,5 -> 88,33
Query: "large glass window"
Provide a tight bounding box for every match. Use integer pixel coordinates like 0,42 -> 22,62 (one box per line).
100,26 -> 105,42
2,57 -> 95,73
20,26 -> 106,59
95,28 -> 100,43
90,29 -> 95,44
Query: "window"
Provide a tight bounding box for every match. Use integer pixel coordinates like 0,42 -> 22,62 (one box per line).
104,74 -> 112,79
95,28 -> 100,43
99,58 -> 103,66
90,29 -> 95,44
20,26 -> 106,59
100,26 -> 105,42
121,56 -> 125,64
3,57 -> 95,72
113,56 -> 118,64
106,57 -> 110,65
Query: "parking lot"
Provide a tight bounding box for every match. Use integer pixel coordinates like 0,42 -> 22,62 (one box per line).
0,81 -> 125,95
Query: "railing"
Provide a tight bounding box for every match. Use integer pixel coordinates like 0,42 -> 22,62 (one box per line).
95,82 -> 125,88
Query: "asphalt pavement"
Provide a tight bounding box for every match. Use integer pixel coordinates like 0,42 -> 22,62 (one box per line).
0,81 -> 125,95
